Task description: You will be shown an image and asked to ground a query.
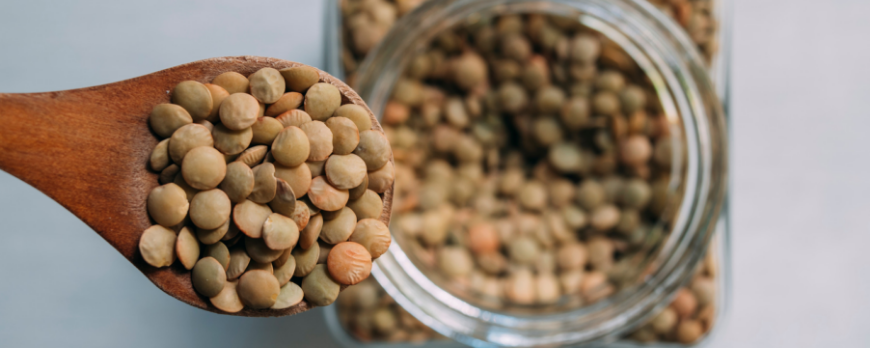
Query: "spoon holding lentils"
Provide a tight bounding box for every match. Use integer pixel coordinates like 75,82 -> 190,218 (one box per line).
0,56 -> 395,317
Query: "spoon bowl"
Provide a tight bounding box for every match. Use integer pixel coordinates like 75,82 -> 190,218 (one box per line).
0,56 -> 393,317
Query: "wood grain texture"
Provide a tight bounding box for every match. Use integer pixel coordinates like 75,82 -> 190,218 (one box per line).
0,56 -> 394,317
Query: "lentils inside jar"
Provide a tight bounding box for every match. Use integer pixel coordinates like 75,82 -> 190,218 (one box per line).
381,13 -> 684,320
336,0 -> 721,344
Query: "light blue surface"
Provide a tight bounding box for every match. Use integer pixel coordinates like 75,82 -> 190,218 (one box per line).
3,0 -> 870,347
0,1 -> 340,347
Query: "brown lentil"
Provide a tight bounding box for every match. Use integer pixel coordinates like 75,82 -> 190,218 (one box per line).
308,176 -> 349,212
169,123 -> 214,164
220,162 -> 255,203
212,72 -> 249,94
139,225 -> 177,267
172,81 -> 213,122
150,104 -> 193,139
280,66 -> 320,92
220,93 -> 260,131
320,207 -> 358,244
327,241 -> 373,285
348,219 -> 391,259
210,280 -> 244,313
302,264 -> 341,306
236,145 -> 268,167
334,104 -> 373,132
212,123 -> 253,156
189,189 -> 231,230
238,269 -> 281,309
147,183 -> 190,227
274,163 -> 312,199
276,109 -> 313,128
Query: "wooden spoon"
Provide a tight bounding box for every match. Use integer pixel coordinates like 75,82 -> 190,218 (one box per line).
0,56 -> 393,317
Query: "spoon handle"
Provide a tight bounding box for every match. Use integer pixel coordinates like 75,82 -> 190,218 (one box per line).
0,87 -> 157,257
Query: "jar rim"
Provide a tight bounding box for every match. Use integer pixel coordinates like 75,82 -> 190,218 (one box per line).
352,0 -> 728,346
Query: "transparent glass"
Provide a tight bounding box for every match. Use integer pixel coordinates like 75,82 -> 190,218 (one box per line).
324,0 -> 730,346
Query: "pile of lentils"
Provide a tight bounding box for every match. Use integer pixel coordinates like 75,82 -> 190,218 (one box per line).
627,251 -> 717,344
139,65 -> 394,312
383,13 -> 674,308
337,278 -> 447,342
337,0 -> 720,345
338,252 -> 716,344
342,12 -> 716,345
338,0 -> 719,87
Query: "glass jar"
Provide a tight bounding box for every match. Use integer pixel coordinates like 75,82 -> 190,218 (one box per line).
324,0 -> 730,346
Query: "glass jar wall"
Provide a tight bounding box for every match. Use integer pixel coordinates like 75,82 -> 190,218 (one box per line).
324,0 -> 730,346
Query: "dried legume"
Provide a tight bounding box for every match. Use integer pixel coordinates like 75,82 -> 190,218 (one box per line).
141,66 -> 393,314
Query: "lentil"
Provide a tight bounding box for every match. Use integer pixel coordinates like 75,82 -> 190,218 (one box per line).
280,66 -> 320,93
265,92 -> 303,117
271,126 -> 310,168
220,93 -> 260,131
300,213 -> 324,250
334,104 -> 373,131
204,83 -> 230,122
192,257 -> 227,298
212,72 -> 249,94
249,163 -> 278,204
202,242 -> 230,270
300,121 -> 334,162
250,117 -> 284,146
172,80 -> 213,122
189,189 -> 231,230
325,154 -> 367,190
139,225 -> 177,267
236,145 -> 268,167
147,183 -> 189,227
175,227 -> 200,270
349,219 -> 391,259
304,83 -> 342,121
274,163 -> 312,199
302,264 -> 341,306
263,213 -> 300,250
169,124 -> 214,164
220,162 -> 255,203
212,123 -> 253,155
320,206 -> 358,244
271,282 -> 304,309
308,176 -> 349,212
238,269 -> 281,309
353,130 -> 392,171
366,160 -> 394,193
346,189 -> 383,220
326,116 -> 361,155
233,200 -> 272,238
226,245 -> 252,280
274,110 -> 310,129
150,104 -> 193,138
293,242 -> 320,277
328,241 -> 373,285
210,280 -> 244,313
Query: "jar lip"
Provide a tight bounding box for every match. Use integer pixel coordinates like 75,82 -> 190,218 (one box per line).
352,0 -> 728,346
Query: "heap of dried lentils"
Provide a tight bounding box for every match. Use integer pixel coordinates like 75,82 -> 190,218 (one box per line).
385,11 -> 673,310
337,278 -> 447,342
140,65 -> 395,312
339,0 -> 719,86
337,0 -> 720,344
